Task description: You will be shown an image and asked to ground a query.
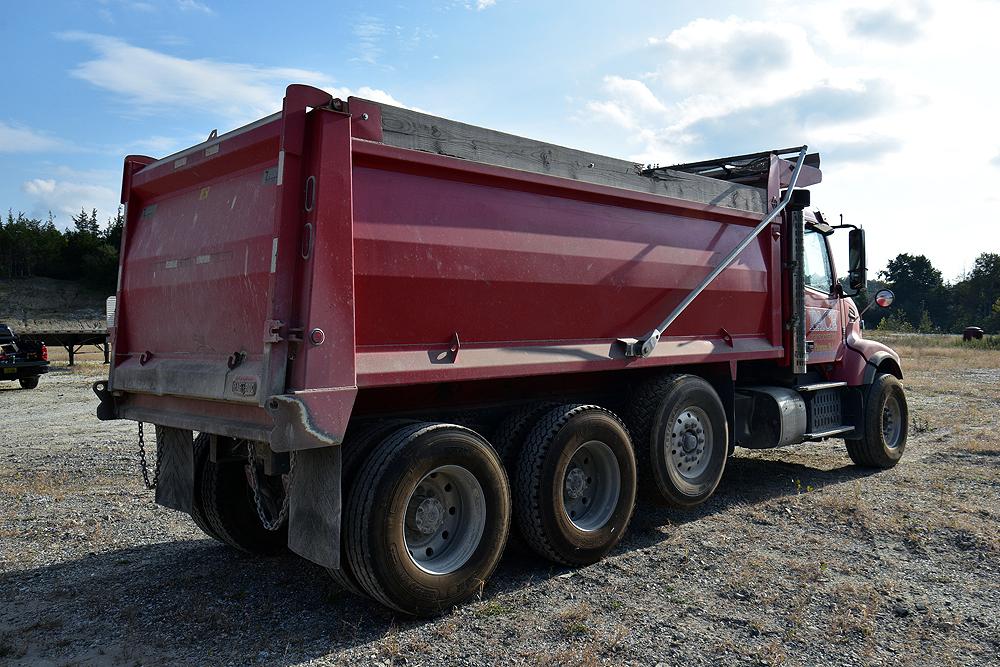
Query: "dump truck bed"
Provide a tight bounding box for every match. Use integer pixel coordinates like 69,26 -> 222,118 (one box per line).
107,85 -> 800,449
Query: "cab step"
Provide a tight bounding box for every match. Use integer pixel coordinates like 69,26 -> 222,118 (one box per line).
795,381 -> 847,392
804,425 -> 855,439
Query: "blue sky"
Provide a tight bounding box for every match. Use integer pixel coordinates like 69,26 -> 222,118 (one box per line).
2,0 -> 998,279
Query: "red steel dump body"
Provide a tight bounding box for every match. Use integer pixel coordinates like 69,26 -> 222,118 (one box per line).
106,85 -> 817,451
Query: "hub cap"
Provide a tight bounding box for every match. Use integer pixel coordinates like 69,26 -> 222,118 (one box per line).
562,440 -> 621,532
669,407 -> 712,480
404,465 -> 486,575
882,395 -> 903,448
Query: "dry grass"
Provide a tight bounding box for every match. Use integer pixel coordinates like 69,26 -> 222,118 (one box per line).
0,469 -> 88,502
555,602 -> 594,638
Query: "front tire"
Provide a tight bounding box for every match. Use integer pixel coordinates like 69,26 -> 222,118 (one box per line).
513,405 -> 636,566
626,374 -> 728,508
345,423 -> 510,616
846,373 -> 908,468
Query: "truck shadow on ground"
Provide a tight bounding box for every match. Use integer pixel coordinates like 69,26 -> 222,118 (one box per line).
0,454 -> 880,665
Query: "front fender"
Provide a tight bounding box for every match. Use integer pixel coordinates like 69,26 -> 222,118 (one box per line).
831,322 -> 903,386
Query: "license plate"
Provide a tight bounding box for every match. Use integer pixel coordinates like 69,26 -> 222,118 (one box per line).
2,368 -> 16,375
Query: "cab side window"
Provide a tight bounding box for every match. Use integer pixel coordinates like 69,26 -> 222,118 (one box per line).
803,228 -> 833,293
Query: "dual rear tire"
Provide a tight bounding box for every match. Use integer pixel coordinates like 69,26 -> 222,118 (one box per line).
336,405 -> 639,615
189,434 -> 287,555
627,374 -> 729,508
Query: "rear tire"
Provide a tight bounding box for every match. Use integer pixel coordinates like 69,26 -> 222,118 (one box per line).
846,373 -> 908,468
328,419 -> 417,596
19,377 -> 39,389
200,439 -> 287,555
492,402 -> 557,474
190,433 -> 222,541
345,423 -> 510,616
626,374 -> 728,508
514,405 -> 636,566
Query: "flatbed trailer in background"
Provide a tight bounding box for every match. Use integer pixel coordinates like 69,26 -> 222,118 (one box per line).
17,330 -> 109,365
95,84 -> 909,615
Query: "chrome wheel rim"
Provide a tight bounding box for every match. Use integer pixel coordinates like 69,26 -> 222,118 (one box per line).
669,407 -> 712,480
882,395 -> 903,448
403,465 -> 486,575
562,440 -> 620,531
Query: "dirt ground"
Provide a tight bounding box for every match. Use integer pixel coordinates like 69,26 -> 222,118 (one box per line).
1,343 -> 997,666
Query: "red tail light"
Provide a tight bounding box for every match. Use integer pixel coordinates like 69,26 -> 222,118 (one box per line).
41,345 -> 48,361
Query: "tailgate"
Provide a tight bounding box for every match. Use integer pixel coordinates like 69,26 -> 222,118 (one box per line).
113,113 -> 284,406
109,86 -> 359,450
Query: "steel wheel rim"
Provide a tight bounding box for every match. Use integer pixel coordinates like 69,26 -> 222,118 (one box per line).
669,406 -> 712,480
882,395 -> 903,449
562,440 -> 621,532
403,465 -> 486,575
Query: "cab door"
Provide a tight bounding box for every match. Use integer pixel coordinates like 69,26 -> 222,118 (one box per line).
802,226 -> 844,365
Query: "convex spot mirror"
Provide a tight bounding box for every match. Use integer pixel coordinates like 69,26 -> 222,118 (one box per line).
875,289 -> 894,308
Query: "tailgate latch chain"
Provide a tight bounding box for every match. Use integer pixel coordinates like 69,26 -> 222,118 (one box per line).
136,422 -> 161,490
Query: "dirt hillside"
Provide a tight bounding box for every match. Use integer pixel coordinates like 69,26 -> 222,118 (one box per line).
0,277 -> 106,332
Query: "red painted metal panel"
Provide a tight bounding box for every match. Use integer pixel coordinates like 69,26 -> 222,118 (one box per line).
111,84 -> 796,444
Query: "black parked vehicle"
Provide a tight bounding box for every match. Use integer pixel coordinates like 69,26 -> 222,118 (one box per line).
0,324 -> 49,389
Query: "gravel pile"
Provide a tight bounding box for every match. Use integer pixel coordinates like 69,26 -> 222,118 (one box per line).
1,359 -> 997,666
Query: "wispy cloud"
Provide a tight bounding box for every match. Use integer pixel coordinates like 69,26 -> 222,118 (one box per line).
0,122 -> 64,153
476,0 -> 497,9
176,0 -> 212,14
991,152 -> 1000,169
353,16 -> 388,65
60,32 -> 332,122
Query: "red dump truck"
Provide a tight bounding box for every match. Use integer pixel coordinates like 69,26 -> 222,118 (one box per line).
95,84 -> 908,615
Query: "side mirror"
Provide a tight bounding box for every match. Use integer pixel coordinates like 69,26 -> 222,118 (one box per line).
848,228 -> 866,292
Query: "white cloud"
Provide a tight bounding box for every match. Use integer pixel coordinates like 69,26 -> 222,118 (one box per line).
477,0 -> 497,9
60,32 -> 333,122
0,122 -> 64,153
576,2 -> 1000,278
21,176 -> 119,226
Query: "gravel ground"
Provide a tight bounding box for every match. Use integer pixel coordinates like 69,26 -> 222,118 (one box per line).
1,346 -> 998,666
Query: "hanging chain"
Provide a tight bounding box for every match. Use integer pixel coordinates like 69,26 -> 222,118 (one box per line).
136,422 -> 161,490
246,441 -> 292,531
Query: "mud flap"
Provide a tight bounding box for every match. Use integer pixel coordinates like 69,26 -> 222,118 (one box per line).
153,426 -> 194,513
288,445 -> 342,569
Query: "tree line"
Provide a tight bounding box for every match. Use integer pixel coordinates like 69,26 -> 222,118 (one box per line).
1,208 -> 998,333
0,208 -> 123,293
856,252 -> 1000,334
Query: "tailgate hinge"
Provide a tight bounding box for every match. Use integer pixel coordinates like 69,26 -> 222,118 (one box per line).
264,319 -> 285,344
